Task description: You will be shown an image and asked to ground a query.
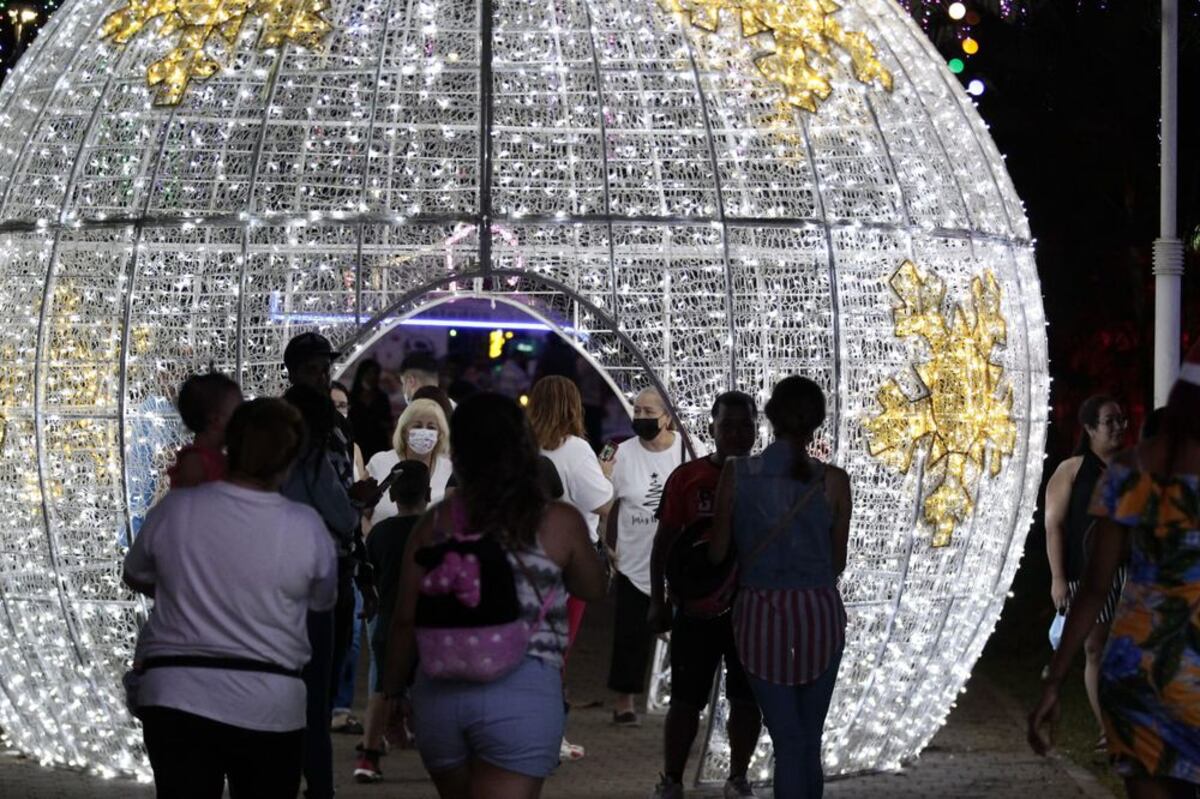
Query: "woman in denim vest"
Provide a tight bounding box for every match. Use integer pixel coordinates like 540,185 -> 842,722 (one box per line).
709,376 -> 852,799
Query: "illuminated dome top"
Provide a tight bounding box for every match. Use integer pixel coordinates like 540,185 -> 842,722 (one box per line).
0,0 -> 1046,782
0,0 -> 1030,232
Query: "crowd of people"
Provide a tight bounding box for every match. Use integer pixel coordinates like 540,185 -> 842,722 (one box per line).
118,327 -> 1199,799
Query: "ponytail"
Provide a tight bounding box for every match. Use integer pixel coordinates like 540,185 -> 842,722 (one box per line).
765,376 -> 826,481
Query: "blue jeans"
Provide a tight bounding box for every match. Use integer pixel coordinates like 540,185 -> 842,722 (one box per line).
748,649 -> 842,799
333,587 -> 363,712
302,610 -> 335,799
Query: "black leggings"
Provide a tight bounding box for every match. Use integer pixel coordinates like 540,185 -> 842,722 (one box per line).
141,706 -> 303,799
607,572 -> 654,694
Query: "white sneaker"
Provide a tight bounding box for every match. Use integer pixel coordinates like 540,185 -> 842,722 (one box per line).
652,773 -> 684,799
559,737 -> 586,761
724,776 -> 757,798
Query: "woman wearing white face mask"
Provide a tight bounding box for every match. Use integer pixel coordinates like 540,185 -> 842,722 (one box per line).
364,399 -> 451,528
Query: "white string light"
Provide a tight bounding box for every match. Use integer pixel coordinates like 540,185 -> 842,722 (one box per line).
0,0 -> 1047,784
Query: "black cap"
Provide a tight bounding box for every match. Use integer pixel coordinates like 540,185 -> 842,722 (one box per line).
284,332 -> 340,372
399,350 -> 438,375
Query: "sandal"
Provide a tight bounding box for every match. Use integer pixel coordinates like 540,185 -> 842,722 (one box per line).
611,710 -> 641,727
331,713 -> 364,735
1091,734 -> 1110,763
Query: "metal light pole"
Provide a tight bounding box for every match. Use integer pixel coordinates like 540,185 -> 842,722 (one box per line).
1154,0 -> 1185,405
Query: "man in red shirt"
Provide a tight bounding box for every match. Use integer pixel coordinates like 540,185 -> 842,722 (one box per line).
648,392 -> 763,799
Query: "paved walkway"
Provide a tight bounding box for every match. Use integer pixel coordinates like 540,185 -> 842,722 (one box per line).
0,596 -> 1112,798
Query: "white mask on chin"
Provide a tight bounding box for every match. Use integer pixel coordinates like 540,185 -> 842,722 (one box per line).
407,428 -> 438,456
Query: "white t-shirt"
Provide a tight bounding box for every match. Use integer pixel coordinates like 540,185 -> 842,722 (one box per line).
366,450 -> 452,523
542,435 -> 613,543
610,434 -> 684,594
124,482 -> 338,732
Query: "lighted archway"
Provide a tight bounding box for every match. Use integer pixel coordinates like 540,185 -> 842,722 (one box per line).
0,0 -> 1047,781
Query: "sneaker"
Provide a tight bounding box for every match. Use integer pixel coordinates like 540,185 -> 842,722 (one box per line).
612,709 -> 641,727
724,775 -> 757,798
652,773 -> 684,799
559,737 -> 586,761
353,750 -> 383,784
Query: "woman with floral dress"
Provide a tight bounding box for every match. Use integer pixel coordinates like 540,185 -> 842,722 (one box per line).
1029,341 -> 1200,798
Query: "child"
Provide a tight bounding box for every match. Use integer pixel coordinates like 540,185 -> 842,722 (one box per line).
354,460 -> 431,784
167,372 -> 243,489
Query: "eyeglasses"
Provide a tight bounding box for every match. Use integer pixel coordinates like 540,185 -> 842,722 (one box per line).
1100,416 -> 1127,429
333,401 -> 350,413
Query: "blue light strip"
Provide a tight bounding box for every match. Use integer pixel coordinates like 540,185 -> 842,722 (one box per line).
268,295 -> 580,334
399,317 -> 576,333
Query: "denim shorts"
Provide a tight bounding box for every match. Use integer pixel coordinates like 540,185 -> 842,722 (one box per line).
410,656 -> 564,778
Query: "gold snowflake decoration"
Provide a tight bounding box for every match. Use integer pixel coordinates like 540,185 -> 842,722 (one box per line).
660,0 -> 892,112
865,260 -> 1016,547
100,0 -> 332,105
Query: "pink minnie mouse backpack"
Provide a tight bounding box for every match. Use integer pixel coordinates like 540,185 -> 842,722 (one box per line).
413,498 -> 556,682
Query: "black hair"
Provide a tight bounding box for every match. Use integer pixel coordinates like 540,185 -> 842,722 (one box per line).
1141,407 -> 1167,441
1073,394 -> 1120,456
448,379 -> 479,403
400,350 -> 439,377
450,392 -> 546,548
765,376 -> 826,481
1161,380 -> 1200,474
390,459 -> 431,507
227,398 -> 304,482
177,372 -> 241,434
712,390 -> 757,420
283,383 -> 336,452
351,359 -> 382,398
413,385 -> 455,423
331,380 -> 349,396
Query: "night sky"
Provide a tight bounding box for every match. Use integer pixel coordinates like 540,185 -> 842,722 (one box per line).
0,1 -> 1196,462
965,2 -> 1199,461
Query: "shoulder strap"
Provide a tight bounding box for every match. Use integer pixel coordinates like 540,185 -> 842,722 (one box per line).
508,546 -> 547,606
509,546 -> 560,632
742,467 -> 826,571
434,495 -> 476,543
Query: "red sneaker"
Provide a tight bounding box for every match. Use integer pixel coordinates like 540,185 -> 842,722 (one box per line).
354,750 -> 383,783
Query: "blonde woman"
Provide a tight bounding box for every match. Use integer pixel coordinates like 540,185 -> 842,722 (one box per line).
365,399 -> 451,526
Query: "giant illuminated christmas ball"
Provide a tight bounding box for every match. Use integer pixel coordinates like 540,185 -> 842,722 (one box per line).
0,0 -> 1046,780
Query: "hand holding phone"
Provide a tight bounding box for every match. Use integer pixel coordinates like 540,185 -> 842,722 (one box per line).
374,463 -> 407,497
351,464 -> 405,510
349,477 -> 380,508
599,441 -> 618,480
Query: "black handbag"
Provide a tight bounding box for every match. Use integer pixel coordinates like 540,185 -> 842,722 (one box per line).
664,518 -> 735,602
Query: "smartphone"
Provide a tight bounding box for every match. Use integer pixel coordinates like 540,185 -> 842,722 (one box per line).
374,464 -> 405,497
598,440 -> 618,462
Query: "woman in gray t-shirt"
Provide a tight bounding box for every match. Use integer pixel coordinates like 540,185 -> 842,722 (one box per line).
124,398 -> 338,798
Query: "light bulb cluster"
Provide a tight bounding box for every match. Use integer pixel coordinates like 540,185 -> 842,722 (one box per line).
660,0 -> 892,112
99,0 -> 333,104
0,0 -> 1047,785
865,261 -> 1015,547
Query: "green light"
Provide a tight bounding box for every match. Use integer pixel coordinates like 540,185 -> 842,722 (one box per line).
948,58 -> 965,74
